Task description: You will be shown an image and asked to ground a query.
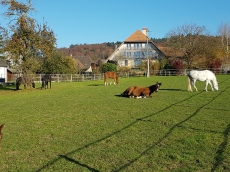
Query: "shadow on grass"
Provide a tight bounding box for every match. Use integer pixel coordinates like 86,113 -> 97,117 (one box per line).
87,84 -> 103,86
36,82 -> 229,172
160,88 -> 185,91
211,123 -> 230,172
59,155 -> 99,172
0,85 -> 17,91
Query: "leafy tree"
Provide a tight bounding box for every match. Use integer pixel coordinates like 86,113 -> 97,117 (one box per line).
102,63 -> 117,72
0,0 -> 56,88
140,60 -> 159,75
172,59 -> 183,69
39,50 -> 77,74
167,23 -> 209,69
172,59 -> 184,75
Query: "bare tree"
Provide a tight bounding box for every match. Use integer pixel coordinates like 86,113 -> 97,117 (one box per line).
166,23 -> 209,69
219,23 -> 230,70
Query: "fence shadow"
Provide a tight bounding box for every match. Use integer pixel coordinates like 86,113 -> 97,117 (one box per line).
36,91 -> 204,171
37,81 -> 229,171
211,123 -> 230,172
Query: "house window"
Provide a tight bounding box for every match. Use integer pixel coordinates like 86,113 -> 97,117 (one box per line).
124,52 -> 131,57
126,44 -> 131,50
134,51 -> 142,58
125,60 -> 128,66
149,51 -> 152,57
134,43 -> 142,49
134,60 -> 142,67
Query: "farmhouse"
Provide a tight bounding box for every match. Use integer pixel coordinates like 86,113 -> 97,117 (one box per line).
106,28 -> 166,68
72,56 -> 97,73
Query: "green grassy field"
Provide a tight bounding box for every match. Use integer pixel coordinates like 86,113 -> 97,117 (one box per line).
0,75 -> 230,172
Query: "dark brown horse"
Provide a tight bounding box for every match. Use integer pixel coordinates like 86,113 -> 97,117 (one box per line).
16,77 -> 35,90
41,74 -> 52,89
0,124 -> 4,150
104,71 -> 118,86
121,82 -> 162,98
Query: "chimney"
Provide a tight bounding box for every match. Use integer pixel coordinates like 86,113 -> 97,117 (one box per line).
142,28 -> 148,36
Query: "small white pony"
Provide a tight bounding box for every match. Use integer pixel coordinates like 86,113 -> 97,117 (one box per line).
187,70 -> 218,92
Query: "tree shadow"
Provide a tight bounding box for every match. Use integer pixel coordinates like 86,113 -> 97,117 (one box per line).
0,85 -> 17,91
58,155 -> 99,172
211,123 -> 230,172
36,82 -> 229,171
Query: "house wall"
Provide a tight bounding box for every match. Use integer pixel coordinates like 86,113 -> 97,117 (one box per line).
0,67 -> 7,82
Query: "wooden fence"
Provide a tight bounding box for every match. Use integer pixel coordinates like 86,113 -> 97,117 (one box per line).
5,68 -> 229,83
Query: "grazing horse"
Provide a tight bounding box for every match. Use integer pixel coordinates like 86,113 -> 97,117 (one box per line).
104,71 -> 118,86
121,82 -> 162,98
187,70 -> 218,92
0,124 -> 4,150
16,77 -> 35,90
41,74 -> 52,89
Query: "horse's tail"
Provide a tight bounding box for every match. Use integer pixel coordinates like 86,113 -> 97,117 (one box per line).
187,74 -> 192,91
49,75 -> 52,89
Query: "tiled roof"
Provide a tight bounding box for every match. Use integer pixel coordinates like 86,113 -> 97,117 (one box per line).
73,56 -> 95,70
124,30 -> 150,43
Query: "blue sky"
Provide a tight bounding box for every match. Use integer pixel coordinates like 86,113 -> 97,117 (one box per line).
0,0 -> 230,48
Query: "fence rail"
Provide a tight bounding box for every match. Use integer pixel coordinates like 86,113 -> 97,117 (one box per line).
4,68 -> 229,83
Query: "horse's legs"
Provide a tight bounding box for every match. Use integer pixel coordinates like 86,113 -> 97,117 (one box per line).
193,80 -> 198,91
104,78 -> 107,86
206,80 -> 213,91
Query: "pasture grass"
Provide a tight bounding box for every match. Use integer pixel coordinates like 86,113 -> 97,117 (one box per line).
0,75 -> 230,171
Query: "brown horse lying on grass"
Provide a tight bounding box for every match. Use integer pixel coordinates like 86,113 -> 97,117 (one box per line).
121,82 -> 162,98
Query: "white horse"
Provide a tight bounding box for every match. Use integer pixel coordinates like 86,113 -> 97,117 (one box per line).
187,70 -> 218,92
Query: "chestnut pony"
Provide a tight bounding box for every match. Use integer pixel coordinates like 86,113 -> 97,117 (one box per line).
104,71 -> 118,86
121,82 -> 161,98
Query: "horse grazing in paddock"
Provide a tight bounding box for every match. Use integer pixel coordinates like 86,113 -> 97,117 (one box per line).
16,77 -> 35,90
0,124 -> 4,150
187,70 -> 218,92
121,82 -> 162,98
104,71 -> 118,86
41,74 -> 52,89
